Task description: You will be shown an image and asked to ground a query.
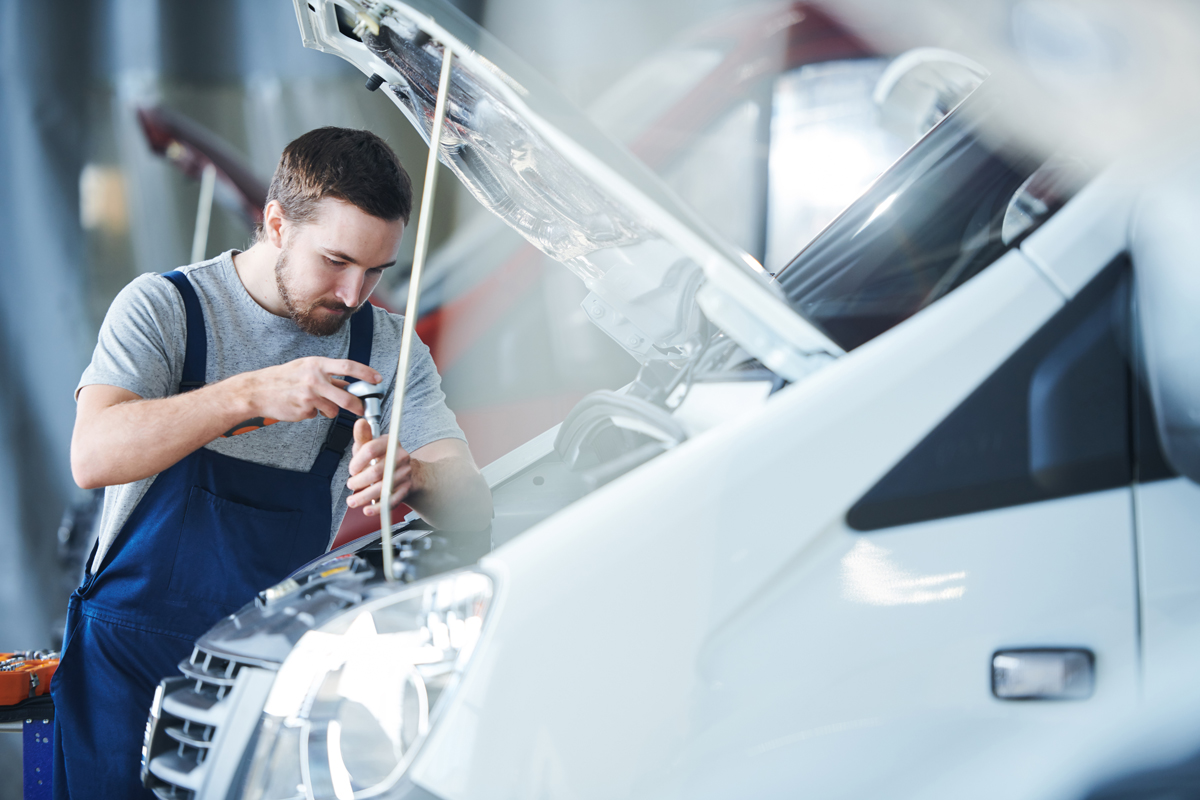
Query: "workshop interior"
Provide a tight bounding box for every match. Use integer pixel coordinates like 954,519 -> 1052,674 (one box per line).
3,0 -> 1200,798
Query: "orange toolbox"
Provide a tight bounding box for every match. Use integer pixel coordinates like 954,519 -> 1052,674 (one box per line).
0,652 -> 59,707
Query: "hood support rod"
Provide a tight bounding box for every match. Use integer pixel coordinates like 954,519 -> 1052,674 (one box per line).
380,43 -> 454,582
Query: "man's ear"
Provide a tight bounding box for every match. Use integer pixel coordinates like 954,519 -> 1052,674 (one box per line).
262,200 -> 287,248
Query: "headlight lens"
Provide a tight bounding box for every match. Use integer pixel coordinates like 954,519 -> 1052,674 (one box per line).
238,569 -> 493,800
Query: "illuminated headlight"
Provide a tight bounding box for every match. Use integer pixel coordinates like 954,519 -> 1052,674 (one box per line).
237,569 -> 493,799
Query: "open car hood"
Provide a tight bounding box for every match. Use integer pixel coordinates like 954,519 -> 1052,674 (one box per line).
293,0 -> 843,379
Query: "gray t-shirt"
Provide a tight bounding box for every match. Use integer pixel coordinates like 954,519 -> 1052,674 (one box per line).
79,251 -> 464,571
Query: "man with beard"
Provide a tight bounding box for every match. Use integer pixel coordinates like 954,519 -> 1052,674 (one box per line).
53,127 -> 492,799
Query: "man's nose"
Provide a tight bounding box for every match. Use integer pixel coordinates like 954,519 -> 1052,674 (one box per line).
335,270 -> 367,306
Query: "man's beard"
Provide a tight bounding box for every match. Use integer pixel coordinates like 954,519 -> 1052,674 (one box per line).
274,247 -> 359,336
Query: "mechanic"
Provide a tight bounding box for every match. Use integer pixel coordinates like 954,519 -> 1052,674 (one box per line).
51,127 -> 493,799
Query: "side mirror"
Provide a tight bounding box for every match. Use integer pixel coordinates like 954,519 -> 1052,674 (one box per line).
1131,155 -> 1200,483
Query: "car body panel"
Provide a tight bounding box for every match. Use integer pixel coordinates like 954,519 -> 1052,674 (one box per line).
1136,477 -> 1200,700
410,249 -> 1077,797
405,139 -> 1175,795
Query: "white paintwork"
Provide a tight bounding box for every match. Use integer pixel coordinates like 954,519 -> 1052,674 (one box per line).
1130,152 -> 1200,482
410,250 -> 1069,798
407,140 -> 1200,791
1019,164 -> 1132,298
670,381 -> 772,437
1136,477 -> 1200,701
892,633 -> 1200,800
677,491 -> 1136,799
1019,149 -> 1183,299
695,269 -> 841,381
479,424 -> 560,486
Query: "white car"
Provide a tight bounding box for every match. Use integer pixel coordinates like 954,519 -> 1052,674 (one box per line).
139,1 -> 1200,799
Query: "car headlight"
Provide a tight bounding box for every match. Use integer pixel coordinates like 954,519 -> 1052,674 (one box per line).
237,569 -> 493,800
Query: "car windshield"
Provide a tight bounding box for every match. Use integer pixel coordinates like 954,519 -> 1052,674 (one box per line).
774,85 -> 1082,351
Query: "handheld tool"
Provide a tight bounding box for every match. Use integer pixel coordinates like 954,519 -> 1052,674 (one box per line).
347,381 -> 384,438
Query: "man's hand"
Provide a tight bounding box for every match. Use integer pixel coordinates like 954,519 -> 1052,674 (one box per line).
226,357 -> 381,422
71,357 -> 381,490
346,419 -> 493,531
346,418 -> 418,511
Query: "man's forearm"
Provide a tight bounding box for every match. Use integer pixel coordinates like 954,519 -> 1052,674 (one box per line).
71,383 -> 254,489
407,455 -> 493,532
73,357 -> 380,490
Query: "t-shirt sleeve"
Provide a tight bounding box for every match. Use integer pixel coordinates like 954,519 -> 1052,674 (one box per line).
380,332 -> 466,452
77,273 -> 186,401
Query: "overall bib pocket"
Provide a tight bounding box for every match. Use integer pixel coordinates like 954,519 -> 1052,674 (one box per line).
167,485 -> 302,610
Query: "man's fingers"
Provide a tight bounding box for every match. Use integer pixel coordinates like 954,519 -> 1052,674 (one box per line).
352,418 -> 373,450
349,435 -> 411,475
357,481 -> 412,516
347,457 -> 412,502
313,397 -> 342,420
348,460 -> 411,493
323,384 -> 365,417
347,463 -> 381,493
349,479 -> 387,508
349,435 -> 387,474
250,358 -> 379,422
318,358 -> 381,386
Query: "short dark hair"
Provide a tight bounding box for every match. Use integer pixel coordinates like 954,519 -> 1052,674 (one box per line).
260,127 -> 413,239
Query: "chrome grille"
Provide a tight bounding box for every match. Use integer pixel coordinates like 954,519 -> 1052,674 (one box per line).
141,646 -> 257,800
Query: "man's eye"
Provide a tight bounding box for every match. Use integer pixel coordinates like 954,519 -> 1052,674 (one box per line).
324,257 -> 346,267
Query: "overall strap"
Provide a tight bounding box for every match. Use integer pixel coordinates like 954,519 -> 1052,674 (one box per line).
162,271 -> 207,392
312,304 -> 375,477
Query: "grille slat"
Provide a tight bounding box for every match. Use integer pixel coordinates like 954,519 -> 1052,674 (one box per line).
150,784 -> 193,800
165,723 -> 214,749
148,749 -> 208,792
178,659 -> 238,687
160,689 -> 225,728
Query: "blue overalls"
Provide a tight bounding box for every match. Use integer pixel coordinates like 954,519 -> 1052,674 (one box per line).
51,270 -> 373,799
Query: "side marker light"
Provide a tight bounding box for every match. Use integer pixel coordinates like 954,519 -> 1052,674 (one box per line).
992,649 -> 1094,700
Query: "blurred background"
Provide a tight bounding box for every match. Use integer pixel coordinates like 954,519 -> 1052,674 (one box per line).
1,0 -> 1198,793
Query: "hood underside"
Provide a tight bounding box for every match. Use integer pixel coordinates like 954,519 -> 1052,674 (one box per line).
293,0 -> 843,379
